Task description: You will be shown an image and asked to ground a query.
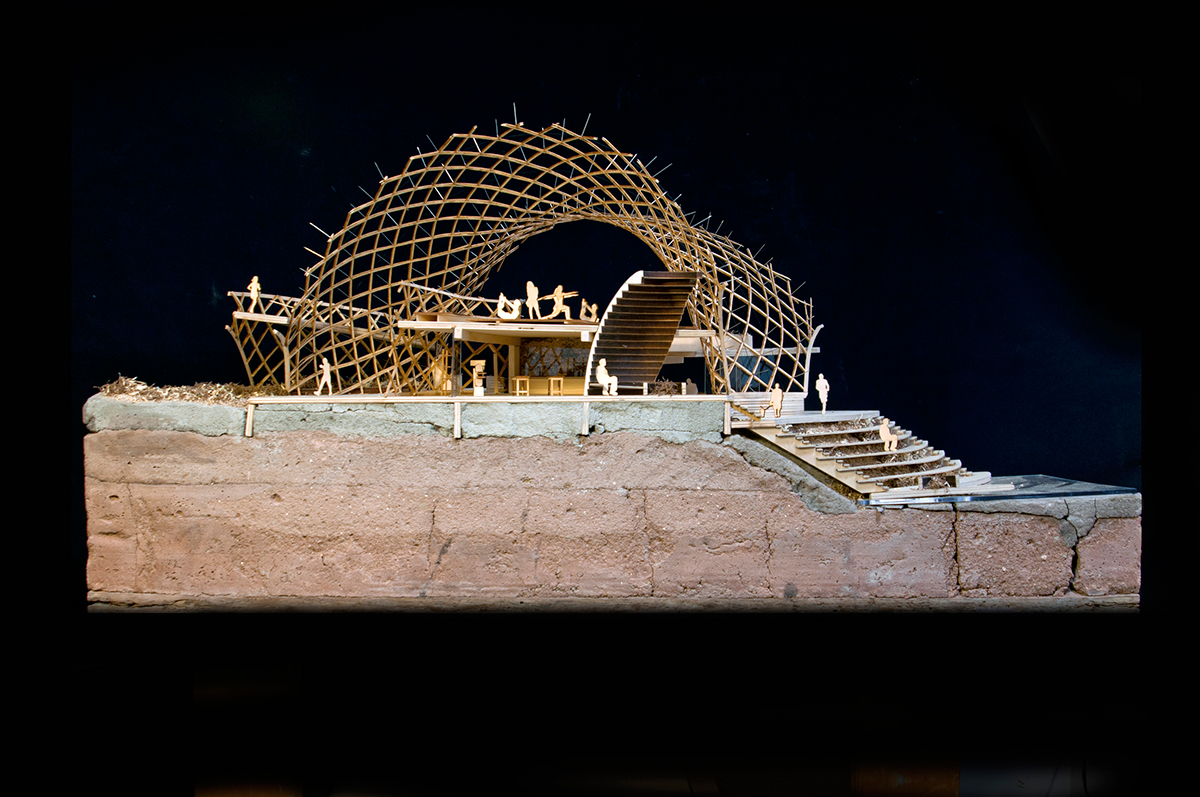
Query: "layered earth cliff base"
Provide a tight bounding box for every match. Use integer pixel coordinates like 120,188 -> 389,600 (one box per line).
82,395 -> 1140,609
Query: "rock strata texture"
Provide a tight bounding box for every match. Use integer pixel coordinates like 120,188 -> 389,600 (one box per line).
82,395 -> 1140,606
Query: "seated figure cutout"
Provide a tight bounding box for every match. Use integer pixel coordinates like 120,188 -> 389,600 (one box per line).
595,358 -> 619,396
496,293 -> 522,320
879,418 -> 898,452
580,299 -> 599,323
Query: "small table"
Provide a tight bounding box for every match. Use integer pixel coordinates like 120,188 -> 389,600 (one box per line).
512,376 -> 530,396
548,376 -> 564,396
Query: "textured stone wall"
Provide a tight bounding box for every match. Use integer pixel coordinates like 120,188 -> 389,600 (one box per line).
82,394 -> 1140,603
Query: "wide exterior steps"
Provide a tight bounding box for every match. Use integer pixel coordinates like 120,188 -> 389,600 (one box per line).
741,410 -> 1014,501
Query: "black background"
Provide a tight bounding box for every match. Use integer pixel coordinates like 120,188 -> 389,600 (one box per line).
71,6 -> 1151,793
73,6 -> 1141,489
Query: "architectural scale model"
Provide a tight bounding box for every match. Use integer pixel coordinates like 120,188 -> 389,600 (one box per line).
226,121 -> 820,402
225,120 -> 1013,501
80,119 -> 1141,612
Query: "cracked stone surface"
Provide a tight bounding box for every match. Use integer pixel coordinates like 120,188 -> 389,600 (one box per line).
1074,518 -> 1142,595
82,404 -> 1141,605
955,511 -> 1074,597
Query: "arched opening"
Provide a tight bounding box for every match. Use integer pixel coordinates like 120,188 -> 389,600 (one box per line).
228,122 -> 817,398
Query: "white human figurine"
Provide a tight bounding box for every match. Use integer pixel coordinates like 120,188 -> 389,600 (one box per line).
816,373 -> 830,414
685,378 -> 698,395
580,299 -> 598,323
545,284 -> 573,320
879,418 -> 898,452
496,293 -> 521,320
469,359 -> 486,397
247,276 -> 261,312
525,281 -> 542,319
595,358 -> 619,396
314,356 -> 332,395
770,383 -> 784,418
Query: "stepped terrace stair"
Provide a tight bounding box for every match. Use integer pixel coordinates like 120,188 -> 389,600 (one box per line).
740,410 -> 1014,502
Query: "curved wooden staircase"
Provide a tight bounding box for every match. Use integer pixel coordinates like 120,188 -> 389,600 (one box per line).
586,270 -> 699,393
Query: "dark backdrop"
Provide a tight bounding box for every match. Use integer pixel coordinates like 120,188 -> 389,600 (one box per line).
73,7 -> 1141,488
71,7 -> 1151,792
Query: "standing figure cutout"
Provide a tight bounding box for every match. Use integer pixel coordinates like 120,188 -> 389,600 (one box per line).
770,383 -> 784,418
247,276 -> 261,312
314,357 -> 333,395
525,281 -> 543,319
815,373 -> 830,414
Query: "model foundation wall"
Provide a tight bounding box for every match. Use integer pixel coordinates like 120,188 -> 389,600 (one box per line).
82,396 -> 1140,603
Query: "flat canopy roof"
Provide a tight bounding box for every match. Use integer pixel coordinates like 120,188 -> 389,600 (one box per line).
400,312 -> 715,351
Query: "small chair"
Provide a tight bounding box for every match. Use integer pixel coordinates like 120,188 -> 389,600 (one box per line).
512,376 -> 530,396
548,376 -> 564,396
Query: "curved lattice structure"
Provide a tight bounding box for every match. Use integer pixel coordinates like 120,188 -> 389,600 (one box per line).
238,122 -> 817,396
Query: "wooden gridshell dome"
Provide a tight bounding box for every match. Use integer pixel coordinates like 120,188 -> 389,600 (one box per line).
282,122 -> 818,396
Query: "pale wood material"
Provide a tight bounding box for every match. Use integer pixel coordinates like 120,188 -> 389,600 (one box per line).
879,418 -> 899,452
314,357 -> 333,395
525,282 -> 543,320
247,276 -> 261,311
584,271 -> 699,393
496,293 -> 522,319
227,122 -> 819,397
545,286 -> 576,321
815,373 -> 830,414
469,359 -> 486,396
594,359 -> 619,396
